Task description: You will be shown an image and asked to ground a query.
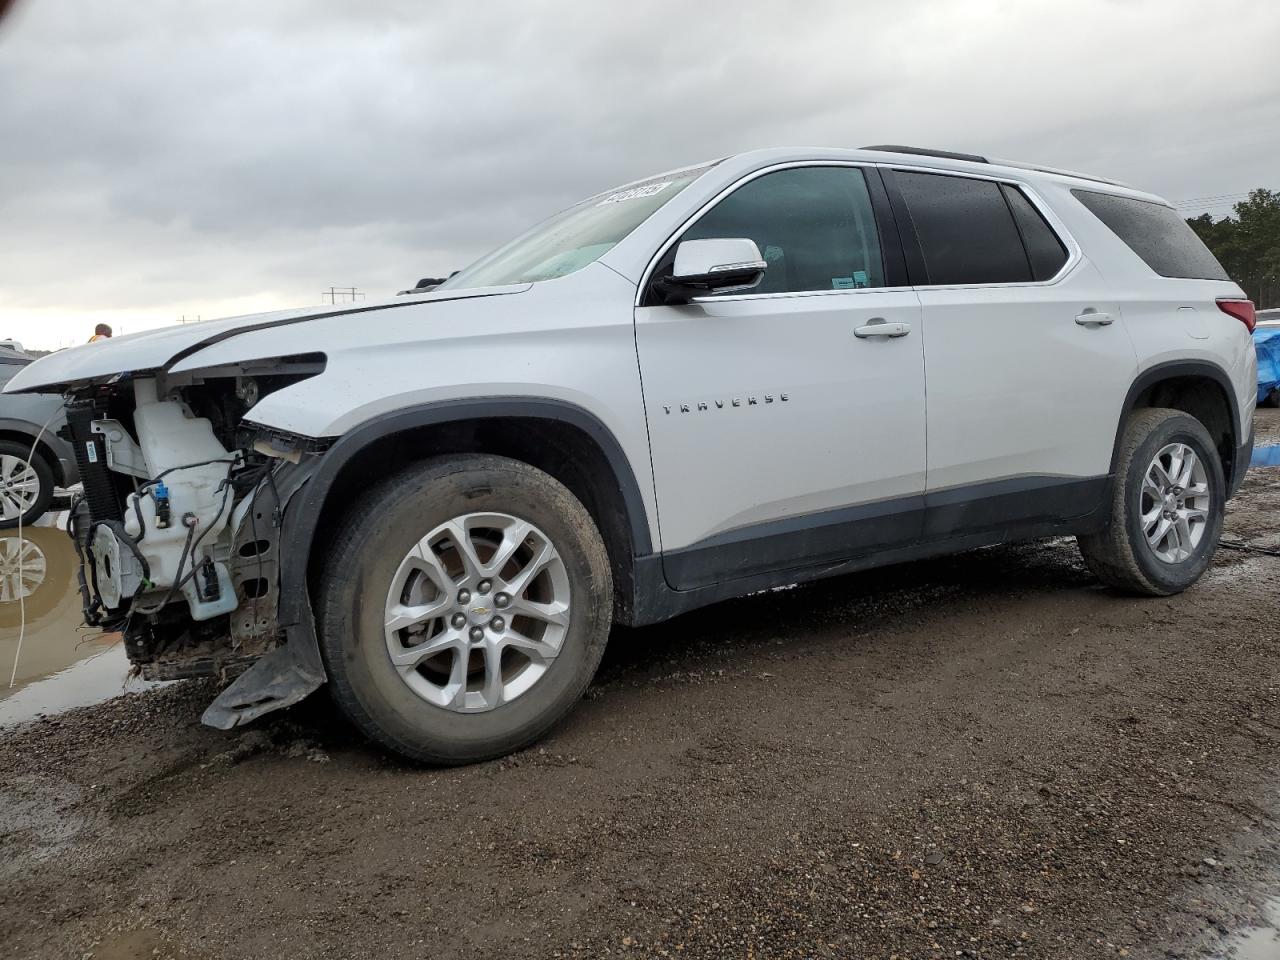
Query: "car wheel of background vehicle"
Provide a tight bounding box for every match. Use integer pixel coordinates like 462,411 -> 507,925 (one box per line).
0,441 -> 54,529
1077,408 -> 1225,596
316,454 -> 613,765
1262,389 -> 1280,408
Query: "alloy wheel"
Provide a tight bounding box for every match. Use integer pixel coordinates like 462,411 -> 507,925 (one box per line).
0,454 -> 41,522
383,512 -> 571,712
1141,442 -> 1210,564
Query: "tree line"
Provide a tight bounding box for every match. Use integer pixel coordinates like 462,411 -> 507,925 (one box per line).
1187,188 -> 1280,309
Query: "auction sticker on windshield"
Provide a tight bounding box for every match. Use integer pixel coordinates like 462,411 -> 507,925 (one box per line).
597,181 -> 673,205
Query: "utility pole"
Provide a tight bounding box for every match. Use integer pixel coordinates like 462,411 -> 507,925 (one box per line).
321,287 -> 365,305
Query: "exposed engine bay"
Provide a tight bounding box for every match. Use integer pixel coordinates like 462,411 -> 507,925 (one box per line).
61,358 -> 325,686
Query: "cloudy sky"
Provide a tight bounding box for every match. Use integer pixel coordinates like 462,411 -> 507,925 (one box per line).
1,0 -> 1277,349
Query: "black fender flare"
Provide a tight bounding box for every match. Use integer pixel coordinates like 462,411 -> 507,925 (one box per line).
1109,359 -> 1245,490
204,397 -> 654,728
280,395 -> 652,651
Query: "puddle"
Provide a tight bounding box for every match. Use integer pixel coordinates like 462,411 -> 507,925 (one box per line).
1251,445 -> 1280,468
1219,897 -> 1280,959
0,519 -> 165,727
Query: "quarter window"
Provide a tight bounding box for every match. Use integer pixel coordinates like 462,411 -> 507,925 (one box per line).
1072,189 -> 1229,281
1002,184 -> 1068,281
896,172 -> 1032,285
677,166 -> 886,295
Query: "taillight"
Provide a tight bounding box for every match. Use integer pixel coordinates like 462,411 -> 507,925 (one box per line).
1218,298 -> 1257,332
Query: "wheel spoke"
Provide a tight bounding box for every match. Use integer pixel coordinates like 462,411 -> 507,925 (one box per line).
1174,516 -> 1193,558
442,518 -> 485,583
1147,516 -> 1172,548
0,491 -> 22,519
403,539 -> 454,589
500,628 -> 559,664
1176,450 -> 1198,489
1140,504 -> 1163,530
505,539 -> 556,596
446,648 -> 470,708
509,596 -> 570,628
478,641 -> 505,709
481,519 -> 531,577
385,595 -> 451,634
389,629 -> 463,672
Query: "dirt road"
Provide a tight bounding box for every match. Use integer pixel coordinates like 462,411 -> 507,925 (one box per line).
4,424 -> 1280,959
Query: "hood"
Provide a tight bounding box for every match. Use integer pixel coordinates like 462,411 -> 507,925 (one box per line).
4,284 -> 528,394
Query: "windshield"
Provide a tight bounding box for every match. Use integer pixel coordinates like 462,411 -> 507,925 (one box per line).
438,162 -> 718,291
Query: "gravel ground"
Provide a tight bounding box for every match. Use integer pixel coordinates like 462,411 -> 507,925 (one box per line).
3,416 -> 1280,960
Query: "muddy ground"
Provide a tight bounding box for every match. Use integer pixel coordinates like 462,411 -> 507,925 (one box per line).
4,417 -> 1280,960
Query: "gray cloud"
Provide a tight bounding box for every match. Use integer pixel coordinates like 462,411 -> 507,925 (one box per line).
1,0 -> 1278,346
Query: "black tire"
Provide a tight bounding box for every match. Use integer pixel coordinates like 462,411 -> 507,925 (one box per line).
1077,408 -> 1225,596
316,454 -> 613,764
1262,389 -> 1280,409
0,440 -> 54,529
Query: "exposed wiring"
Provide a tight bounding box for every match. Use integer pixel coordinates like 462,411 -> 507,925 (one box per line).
138,456 -> 240,494
172,459 -> 240,595
126,453 -> 245,615
266,459 -> 283,528
8,407 -> 63,688
132,519 -> 198,616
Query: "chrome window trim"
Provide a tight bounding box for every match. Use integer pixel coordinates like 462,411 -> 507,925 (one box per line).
689,284 -> 917,305
635,160 -> 889,308
882,163 -> 1082,290
634,159 -> 1083,307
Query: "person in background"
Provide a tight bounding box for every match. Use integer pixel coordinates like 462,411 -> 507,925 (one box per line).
88,323 -> 112,342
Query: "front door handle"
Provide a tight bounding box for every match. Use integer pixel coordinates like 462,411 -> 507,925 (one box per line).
1074,310 -> 1113,326
854,320 -> 911,339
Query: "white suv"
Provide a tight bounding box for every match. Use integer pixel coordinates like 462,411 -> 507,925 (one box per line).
7,145 -> 1257,763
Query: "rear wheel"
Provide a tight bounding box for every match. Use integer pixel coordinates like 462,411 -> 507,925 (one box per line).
0,441 -> 54,529
317,454 -> 612,764
1078,408 -> 1225,595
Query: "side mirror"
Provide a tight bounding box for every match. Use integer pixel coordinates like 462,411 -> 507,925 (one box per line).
656,238 -> 767,302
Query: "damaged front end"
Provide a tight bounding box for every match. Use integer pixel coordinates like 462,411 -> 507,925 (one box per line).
61,356 -> 329,727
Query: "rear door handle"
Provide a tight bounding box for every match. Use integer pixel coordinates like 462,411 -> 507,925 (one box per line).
1074,311 -> 1113,326
854,320 -> 911,339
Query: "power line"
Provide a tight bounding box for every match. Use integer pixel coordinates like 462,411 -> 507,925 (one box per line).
1173,192 -> 1251,209
321,286 -> 365,305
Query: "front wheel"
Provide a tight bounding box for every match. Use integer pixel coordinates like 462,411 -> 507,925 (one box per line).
317,454 -> 613,764
1078,408 -> 1225,596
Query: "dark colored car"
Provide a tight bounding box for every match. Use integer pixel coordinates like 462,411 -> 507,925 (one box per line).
0,341 -> 77,527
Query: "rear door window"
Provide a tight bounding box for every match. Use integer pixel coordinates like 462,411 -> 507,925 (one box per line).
894,172 -> 1032,285
1072,190 -> 1229,280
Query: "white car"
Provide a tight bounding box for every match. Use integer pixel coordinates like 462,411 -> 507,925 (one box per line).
6,145 -> 1257,763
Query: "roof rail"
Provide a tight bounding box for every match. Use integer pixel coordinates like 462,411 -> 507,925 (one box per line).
860,144 -> 988,164
988,158 -> 1130,188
